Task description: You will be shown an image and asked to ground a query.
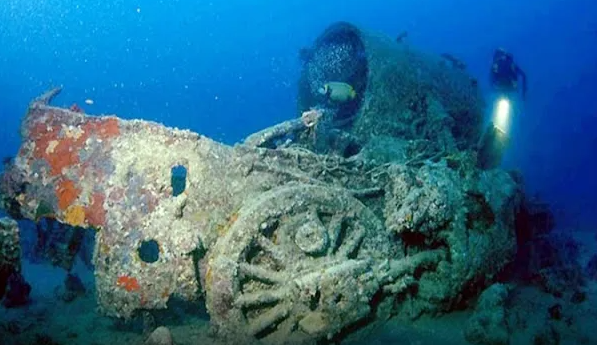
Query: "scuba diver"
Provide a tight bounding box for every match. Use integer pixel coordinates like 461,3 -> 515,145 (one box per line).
478,48 -> 527,170
490,48 -> 527,99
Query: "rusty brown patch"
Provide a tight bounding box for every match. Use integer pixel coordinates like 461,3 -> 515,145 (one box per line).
82,118 -> 120,139
29,116 -> 119,177
56,179 -> 80,211
30,123 -> 75,176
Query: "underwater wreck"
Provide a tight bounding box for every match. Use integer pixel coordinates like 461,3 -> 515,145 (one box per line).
0,22 -> 525,345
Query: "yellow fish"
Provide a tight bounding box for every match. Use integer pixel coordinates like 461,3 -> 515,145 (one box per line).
318,82 -> 357,103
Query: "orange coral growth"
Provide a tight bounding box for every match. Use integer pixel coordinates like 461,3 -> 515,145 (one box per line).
56,179 -> 80,210
30,117 -> 119,177
31,123 -> 59,160
47,138 -> 82,176
30,122 -> 86,176
82,118 -> 120,139
117,275 -> 141,292
86,192 -> 106,227
64,205 -> 86,227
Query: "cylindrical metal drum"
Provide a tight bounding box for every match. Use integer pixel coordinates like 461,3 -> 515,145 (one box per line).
298,22 -> 485,151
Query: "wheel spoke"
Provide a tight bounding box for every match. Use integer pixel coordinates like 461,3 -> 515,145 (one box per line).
327,214 -> 345,254
239,262 -> 285,285
255,235 -> 286,266
235,287 -> 288,308
248,303 -> 291,336
338,226 -> 365,258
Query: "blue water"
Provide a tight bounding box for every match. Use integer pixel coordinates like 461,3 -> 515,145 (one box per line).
1,0 -> 595,229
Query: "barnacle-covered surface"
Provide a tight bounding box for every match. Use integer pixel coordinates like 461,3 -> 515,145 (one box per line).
383,160 -> 522,318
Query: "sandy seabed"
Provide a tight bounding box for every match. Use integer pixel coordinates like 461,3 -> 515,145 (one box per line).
1,230 -> 596,345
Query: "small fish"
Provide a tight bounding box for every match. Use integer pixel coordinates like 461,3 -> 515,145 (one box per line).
2,156 -> 13,165
84,99 -> 94,105
318,82 -> 357,103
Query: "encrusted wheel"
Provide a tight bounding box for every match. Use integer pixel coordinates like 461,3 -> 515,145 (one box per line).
205,184 -> 392,344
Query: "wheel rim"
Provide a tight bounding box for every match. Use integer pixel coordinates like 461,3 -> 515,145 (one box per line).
205,184 -> 391,344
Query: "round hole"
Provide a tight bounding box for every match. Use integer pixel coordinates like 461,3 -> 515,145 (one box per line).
138,239 -> 160,263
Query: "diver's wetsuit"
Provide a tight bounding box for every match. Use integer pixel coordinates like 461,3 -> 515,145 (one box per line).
490,49 -> 527,98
